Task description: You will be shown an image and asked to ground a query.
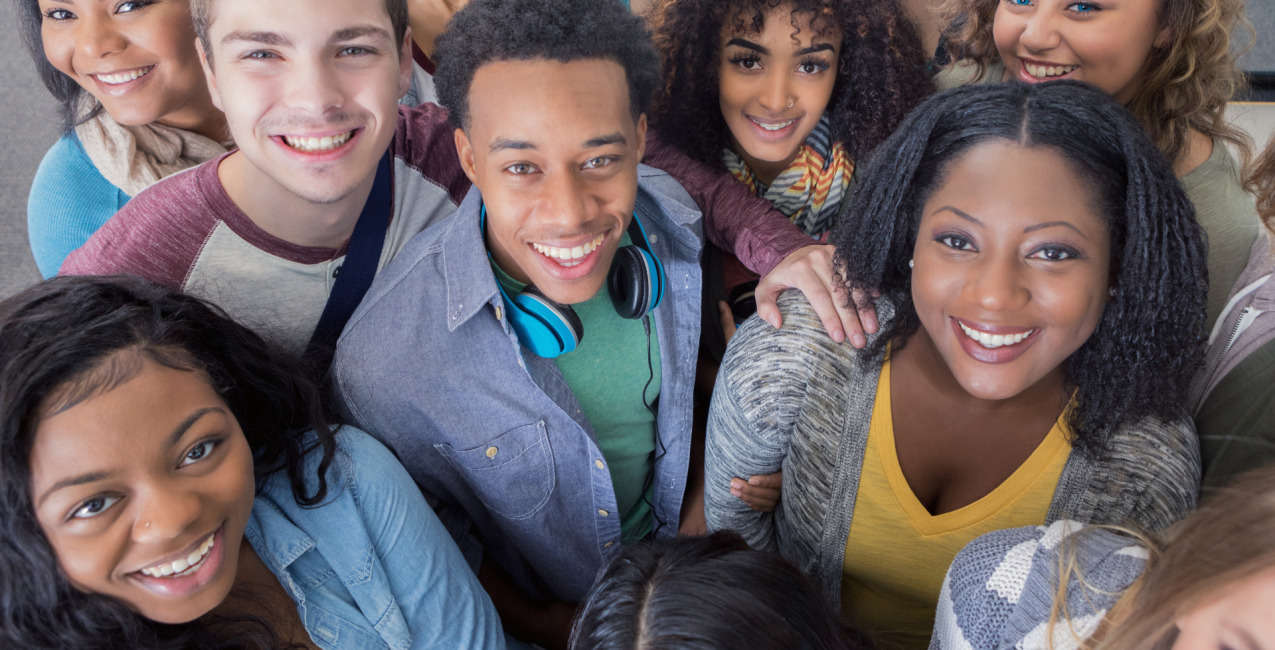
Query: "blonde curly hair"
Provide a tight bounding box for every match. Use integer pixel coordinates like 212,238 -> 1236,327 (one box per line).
1249,134 -> 1275,234
939,0 -> 1253,168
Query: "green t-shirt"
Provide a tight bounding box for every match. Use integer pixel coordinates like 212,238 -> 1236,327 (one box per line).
492,235 -> 661,544
1197,337 -> 1275,492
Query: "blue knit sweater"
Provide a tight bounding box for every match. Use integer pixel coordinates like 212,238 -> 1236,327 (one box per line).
27,132 -> 130,278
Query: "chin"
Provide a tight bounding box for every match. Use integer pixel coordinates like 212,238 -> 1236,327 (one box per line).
955,373 -> 1033,402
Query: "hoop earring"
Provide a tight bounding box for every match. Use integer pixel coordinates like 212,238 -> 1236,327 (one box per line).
787,98 -> 794,109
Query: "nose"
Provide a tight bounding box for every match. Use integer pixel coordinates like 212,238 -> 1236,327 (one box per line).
758,67 -> 793,114
75,13 -> 129,60
282,55 -> 345,115
130,483 -> 203,546
1018,6 -> 1063,54
535,168 -> 595,233
962,254 -> 1030,313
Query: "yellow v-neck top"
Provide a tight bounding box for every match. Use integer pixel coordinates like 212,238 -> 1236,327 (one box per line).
840,359 -> 1072,650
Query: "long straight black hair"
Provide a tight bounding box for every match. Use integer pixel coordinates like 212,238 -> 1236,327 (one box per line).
0,276 -> 337,649
830,80 -> 1209,455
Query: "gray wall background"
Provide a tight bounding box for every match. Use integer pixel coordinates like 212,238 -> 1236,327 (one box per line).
0,0 -> 1271,302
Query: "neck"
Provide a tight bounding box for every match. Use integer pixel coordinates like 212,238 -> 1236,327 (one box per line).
153,94 -> 230,143
218,152 -> 377,249
408,0 -> 465,57
894,325 -> 1069,415
731,137 -> 801,187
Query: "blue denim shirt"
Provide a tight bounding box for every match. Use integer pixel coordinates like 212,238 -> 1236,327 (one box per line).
333,166 -> 703,603
244,426 -> 507,650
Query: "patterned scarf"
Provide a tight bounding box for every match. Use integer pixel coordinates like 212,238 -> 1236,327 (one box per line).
723,116 -> 853,238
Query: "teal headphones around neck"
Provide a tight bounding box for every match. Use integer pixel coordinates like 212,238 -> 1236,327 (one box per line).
481,205 -> 666,358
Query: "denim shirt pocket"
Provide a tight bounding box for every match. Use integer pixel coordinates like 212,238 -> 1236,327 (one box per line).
435,421 -> 556,520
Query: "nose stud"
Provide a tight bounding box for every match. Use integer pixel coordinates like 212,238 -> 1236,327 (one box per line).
788,98 -> 794,109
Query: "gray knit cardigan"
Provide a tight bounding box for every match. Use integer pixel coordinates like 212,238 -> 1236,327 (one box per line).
704,292 -> 1200,605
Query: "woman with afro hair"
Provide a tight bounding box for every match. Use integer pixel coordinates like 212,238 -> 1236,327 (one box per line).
705,81 -> 1206,649
646,1 -> 931,505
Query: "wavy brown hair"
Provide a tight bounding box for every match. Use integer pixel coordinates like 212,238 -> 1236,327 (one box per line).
1247,134 -> 1275,234
939,0 -> 1253,168
646,0 -> 931,168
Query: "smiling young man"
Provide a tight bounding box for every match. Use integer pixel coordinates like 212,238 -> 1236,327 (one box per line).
330,1 -> 715,647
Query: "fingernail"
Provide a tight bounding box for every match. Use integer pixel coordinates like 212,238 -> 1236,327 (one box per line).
749,477 -> 760,486
731,479 -> 741,489
731,488 -> 741,497
853,333 -> 866,348
833,329 -> 845,343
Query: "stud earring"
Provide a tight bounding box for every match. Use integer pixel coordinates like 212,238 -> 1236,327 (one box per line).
908,259 -> 914,269
1108,286 -> 1118,298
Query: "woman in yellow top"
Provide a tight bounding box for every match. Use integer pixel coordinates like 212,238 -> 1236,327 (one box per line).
704,81 -> 1206,650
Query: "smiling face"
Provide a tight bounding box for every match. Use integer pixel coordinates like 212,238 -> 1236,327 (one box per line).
718,5 -> 840,183
37,0 -> 220,133
455,58 -> 646,306
910,141 -> 1112,400
1172,567 -> 1275,650
29,353 -> 255,625
994,0 -> 1167,103
200,0 -> 411,205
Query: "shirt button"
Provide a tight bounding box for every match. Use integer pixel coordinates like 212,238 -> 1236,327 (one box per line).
598,509 -> 609,517
649,234 -> 658,244
332,265 -> 342,278
604,542 -> 614,548
595,459 -> 605,469
495,305 -> 503,321
486,446 -> 498,458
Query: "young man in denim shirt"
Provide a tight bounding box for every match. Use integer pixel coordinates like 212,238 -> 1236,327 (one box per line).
333,0 -> 707,646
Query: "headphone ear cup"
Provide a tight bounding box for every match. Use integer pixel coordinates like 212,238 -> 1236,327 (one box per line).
608,246 -> 651,320
510,286 -> 583,357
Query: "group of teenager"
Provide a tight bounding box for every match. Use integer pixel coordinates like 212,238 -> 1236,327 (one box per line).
4,0 -> 1274,648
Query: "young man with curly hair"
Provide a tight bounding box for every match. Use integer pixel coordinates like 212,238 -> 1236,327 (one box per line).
331,0 -> 739,646
61,0 -> 870,354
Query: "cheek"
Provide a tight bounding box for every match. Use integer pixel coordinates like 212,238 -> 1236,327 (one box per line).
992,8 -> 1023,57
40,28 -> 77,79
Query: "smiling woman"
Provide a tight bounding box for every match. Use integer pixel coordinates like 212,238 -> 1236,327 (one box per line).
0,276 -> 506,650
704,81 -> 1208,650
18,0 -> 232,278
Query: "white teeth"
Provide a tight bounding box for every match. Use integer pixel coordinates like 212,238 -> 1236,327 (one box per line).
532,234 -> 604,266
282,131 -> 353,152
95,66 -> 154,85
140,533 -> 215,578
958,321 -> 1035,349
1026,63 -> 1076,79
750,117 -> 796,131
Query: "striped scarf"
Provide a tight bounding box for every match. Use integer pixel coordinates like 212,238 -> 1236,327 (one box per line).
723,116 -> 853,238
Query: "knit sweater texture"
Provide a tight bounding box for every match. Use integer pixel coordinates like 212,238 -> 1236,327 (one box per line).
704,292 -> 1200,606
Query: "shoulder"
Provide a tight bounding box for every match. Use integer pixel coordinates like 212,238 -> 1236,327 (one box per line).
1180,138 -> 1251,213
58,159 -> 224,288
1082,416 -> 1200,530
29,134 -> 129,277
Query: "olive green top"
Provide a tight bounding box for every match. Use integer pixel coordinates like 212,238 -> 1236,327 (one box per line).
933,62 -> 1258,329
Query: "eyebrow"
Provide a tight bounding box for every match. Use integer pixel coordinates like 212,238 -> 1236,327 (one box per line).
489,133 -> 628,153
329,26 -> 392,46
35,406 -> 225,509
933,206 -> 984,227
725,38 -> 835,57
1022,220 -> 1088,239
221,30 -> 293,48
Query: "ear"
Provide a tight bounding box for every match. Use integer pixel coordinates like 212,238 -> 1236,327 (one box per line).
1153,25 -> 1173,49
634,112 -> 648,162
455,127 -> 480,186
196,38 -> 224,112
397,26 -> 414,101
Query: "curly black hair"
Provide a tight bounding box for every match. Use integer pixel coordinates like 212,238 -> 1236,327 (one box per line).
646,0 -> 932,168
0,276 -> 337,649
570,530 -> 874,650
830,80 -> 1209,455
432,0 -> 661,131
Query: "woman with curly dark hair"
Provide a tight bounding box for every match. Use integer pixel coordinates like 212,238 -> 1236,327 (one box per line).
705,81 -> 1206,650
0,276 -> 505,649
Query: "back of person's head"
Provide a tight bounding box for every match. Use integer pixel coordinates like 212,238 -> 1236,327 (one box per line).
570,531 -> 872,650
830,81 -> 1207,456
938,0 -> 1251,166
0,275 -> 334,649
1248,134 -> 1275,235
432,0 -> 661,131
1093,468 -> 1275,650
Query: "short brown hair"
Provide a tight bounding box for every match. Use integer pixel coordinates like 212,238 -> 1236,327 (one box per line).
191,0 -> 409,62
939,0 -> 1254,168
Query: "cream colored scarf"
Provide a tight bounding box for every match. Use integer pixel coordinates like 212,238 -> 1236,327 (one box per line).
74,99 -> 229,197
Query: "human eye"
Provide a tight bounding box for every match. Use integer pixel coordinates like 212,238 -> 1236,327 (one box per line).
583,156 -> 614,170
44,7 -> 75,20
178,439 -> 222,468
71,495 -> 123,520
1004,0 -> 1033,6
243,50 -> 278,61
338,45 -> 373,57
729,53 -> 762,71
115,0 -> 154,13
937,234 -> 976,251
1028,244 -> 1082,261
797,58 -> 831,75
1065,0 -> 1101,12
505,163 -> 538,175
